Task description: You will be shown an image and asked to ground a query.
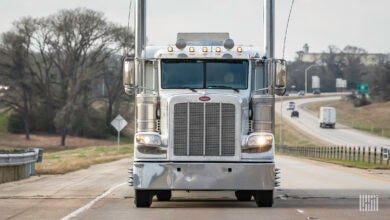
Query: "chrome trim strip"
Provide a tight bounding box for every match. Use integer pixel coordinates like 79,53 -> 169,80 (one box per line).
219,101 -> 222,156
187,102 -> 190,156
203,103 -> 206,156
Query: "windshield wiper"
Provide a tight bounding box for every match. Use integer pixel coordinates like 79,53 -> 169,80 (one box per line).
175,87 -> 197,92
207,86 -> 240,93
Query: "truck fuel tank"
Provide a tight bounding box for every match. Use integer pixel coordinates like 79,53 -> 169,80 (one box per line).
136,94 -> 159,132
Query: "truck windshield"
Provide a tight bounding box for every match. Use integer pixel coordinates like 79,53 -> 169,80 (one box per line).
161,59 -> 248,90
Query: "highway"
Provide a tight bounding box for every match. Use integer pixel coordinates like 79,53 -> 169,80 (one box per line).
275,96 -> 390,147
1,95 -> 389,220
0,157 -> 389,220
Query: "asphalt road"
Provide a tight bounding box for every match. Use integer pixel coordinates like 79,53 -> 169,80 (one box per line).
1,157 -> 389,220
275,96 -> 390,147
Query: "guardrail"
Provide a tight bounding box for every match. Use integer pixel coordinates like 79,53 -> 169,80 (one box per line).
276,145 -> 390,167
0,148 -> 43,184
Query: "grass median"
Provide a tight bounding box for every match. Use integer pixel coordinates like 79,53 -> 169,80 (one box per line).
275,112 -> 326,146
36,144 -> 133,175
315,158 -> 389,169
305,99 -> 390,138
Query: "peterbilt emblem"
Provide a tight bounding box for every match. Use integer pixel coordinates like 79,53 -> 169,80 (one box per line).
199,96 -> 211,102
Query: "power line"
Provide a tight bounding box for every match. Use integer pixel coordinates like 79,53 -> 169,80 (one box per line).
125,0 -> 133,55
282,0 -> 295,60
127,0 -> 132,33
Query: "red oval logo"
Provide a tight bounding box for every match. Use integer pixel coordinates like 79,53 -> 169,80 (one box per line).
199,96 -> 211,102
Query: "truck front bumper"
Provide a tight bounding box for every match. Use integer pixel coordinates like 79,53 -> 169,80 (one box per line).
132,162 -> 275,190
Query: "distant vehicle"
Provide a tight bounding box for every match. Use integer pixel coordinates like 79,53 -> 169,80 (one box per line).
284,91 -> 289,96
297,90 -> 305,96
286,101 -> 295,110
313,89 -> 321,95
319,107 -> 336,128
291,110 -> 299,118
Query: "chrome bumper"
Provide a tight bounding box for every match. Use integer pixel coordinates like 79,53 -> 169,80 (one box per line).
132,162 -> 275,190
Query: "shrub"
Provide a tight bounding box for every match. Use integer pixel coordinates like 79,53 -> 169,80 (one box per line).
7,112 -> 25,133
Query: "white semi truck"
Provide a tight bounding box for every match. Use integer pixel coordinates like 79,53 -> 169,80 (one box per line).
319,107 -> 336,129
123,0 -> 287,207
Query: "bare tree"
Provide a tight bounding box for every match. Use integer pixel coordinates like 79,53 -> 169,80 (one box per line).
340,45 -> 367,88
45,8 -> 130,146
0,30 -> 34,139
363,63 -> 390,101
0,9 -> 133,144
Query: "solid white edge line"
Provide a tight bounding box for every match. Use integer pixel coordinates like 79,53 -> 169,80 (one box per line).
61,182 -> 127,220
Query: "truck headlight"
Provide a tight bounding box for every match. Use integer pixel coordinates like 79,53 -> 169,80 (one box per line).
243,133 -> 273,153
136,133 -> 162,147
135,133 -> 167,157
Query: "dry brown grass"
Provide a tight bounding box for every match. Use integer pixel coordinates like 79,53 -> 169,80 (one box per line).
275,114 -> 326,146
36,145 -> 133,174
306,100 -> 390,138
0,133 -> 117,152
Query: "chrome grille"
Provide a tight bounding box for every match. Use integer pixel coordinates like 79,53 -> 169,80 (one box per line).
174,102 -> 236,156
221,104 -> 235,155
173,103 -> 187,155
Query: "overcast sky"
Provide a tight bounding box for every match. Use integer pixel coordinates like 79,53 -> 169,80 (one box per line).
0,0 -> 389,60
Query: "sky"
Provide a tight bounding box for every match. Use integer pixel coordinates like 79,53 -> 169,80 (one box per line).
0,0 -> 389,61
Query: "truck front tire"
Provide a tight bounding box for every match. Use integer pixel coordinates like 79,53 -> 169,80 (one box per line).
235,191 -> 252,201
254,190 -> 273,207
134,190 -> 153,207
156,190 -> 172,201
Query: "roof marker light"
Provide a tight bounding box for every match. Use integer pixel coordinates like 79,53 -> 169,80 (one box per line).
189,47 -> 195,53
168,46 -> 174,52
202,47 -> 208,53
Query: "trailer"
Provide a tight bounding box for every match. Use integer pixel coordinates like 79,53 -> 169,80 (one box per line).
319,107 -> 336,128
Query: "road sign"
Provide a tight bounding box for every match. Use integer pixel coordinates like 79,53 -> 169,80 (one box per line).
312,76 -> 320,89
357,84 -> 369,94
111,115 -> 128,132
111,115 -> 128,148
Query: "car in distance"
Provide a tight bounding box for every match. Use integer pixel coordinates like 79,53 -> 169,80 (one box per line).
286,101 -> 295,110
297,90 -> 305,96
313,89 -> 321,95
291,110 -> 299,118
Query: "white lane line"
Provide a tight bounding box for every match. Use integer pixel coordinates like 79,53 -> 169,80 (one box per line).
61,182 -> 127,220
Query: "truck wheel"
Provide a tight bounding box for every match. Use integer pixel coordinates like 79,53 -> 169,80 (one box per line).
235,191 -> 252,201
134,190 -> 152,207
254,190 -> 273,207
156,190 -> 172,201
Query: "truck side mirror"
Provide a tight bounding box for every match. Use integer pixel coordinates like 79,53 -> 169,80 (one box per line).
268,59 -> 287,96
123,56 -> 135,94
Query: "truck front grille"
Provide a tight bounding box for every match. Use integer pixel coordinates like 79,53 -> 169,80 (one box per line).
173,102 -> 236,156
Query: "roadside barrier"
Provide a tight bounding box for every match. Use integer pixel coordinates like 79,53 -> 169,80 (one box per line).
276,145 -> 390,167
0,148 -> 43,184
